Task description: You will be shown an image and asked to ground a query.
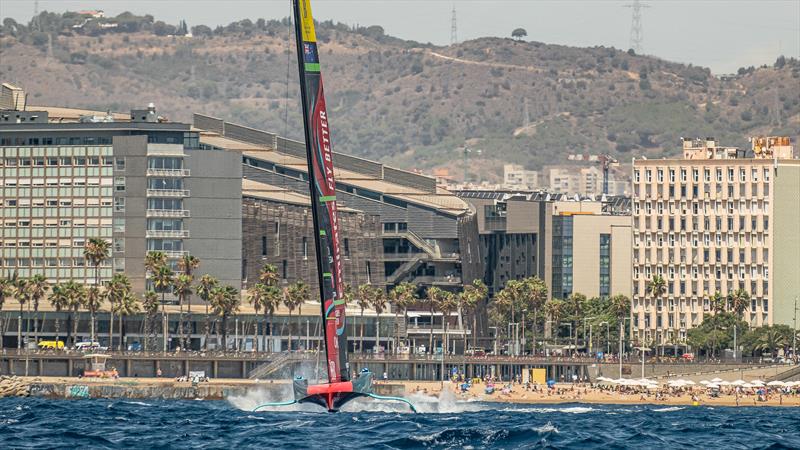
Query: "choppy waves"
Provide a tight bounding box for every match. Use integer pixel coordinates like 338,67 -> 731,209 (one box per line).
1,397 -> 799,449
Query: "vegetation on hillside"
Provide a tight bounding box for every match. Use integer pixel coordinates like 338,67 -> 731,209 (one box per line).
2,12 -> 798,179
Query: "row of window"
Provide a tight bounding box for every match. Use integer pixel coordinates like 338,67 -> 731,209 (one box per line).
634,199 -> 770,216
633,279 -> 769,297
635,181 -> 769,200
0,137 -> 114,146
634,167 -> 771,184
0,258 -> 111,268
0,176 -> 113,187
634,265 -> 769,279
634,231 -> 768,248
633,297 -> 769,313
0,156 -> 119,167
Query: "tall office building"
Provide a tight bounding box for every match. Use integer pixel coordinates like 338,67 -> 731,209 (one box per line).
631,137 -> 799,353
0,101 -> 241,294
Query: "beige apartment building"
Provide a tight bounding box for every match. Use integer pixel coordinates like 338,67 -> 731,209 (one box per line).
631,137 -> 800,353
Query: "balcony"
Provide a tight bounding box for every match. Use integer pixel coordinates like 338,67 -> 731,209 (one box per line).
413,275 -> 462,286
161,250 -> 188,258
146,168 -> 190,177
146,189 -> 190,197
146,209 -> 190,218
146,229 -> 189,238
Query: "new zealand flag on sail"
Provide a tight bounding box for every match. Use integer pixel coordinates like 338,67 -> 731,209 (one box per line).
303,42 -> 319,64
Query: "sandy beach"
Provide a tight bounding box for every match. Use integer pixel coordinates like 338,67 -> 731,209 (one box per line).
8,376 -> 800,407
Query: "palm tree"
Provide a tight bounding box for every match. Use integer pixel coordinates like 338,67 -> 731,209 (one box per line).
112,292 -> 140,351
262,285 -> 282,352
370,287 -> 387,353
461,279 -> 487,354
646,275 -> 667,355
105,274 -> 131,351
258,263 -> 279,287
177,254 -> 200,346
757,326 -> 790,357
435,291 -> 458,355
64,281 -> 85,347
210,285 -> 240,350
26,274 -> 49,344
284,281 -> 309,351
84,286 -> 105,344
425,286 -> 445,354
142,291 -> 159,352
84,238 -> 110,289
544,298 -> 567,348
524,276 -> 548,355
709,291 -> 726,315
151,265 -> 174,350
14,277 -> 29,350
47,283 -> 70,349
356,284 -> 372,353
144,251 -> 167,274
195,274 -> 218,350
728,288 -> 750,320
247,283 -> 267,352
0,275 -> 13,350
173,273 -> 194,350
388,282 -> 417,354
608,294 -> 631,371
567,292 -> 587,354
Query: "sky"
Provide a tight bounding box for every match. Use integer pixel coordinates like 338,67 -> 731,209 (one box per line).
1,0 -> 798,74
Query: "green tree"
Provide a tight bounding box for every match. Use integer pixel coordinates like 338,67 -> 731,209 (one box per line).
142,291 -> 160,352
47,283 -> 70,348
284,281 -> 309,351
523,277 -> 548,354
388,282 -> 417,354
151,265 -> 174,349
435,291 -> 458,355
210,285 -> 240,351
511,28 -> 527,41
0,276 -> 12,349
544,298 -> 567,347
84,285 -> 105,344
460,279 -> 487,353
13,277 -> 29,350
84,238 -> 110,290
177,254 -> 200,341
144,251 -> 167,274
709,291 -> 726,315
64,281 -> 85,347
728,288 -> 750,320
369,287 -> 387,353
26,274 -> 49,344
105,274 -> 131,351
196,274 -> 219,350
173,273 -> 194,350
356,284 -> 375,353
566,292 -> 588,353
258,263 -> 279,287
113,292 -> 140,351
608,294 -> 631,357
425,286 -> 446,353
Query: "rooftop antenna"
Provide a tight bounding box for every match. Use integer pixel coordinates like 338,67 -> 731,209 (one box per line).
450,4 -> 457,45
623,0 -> 649,54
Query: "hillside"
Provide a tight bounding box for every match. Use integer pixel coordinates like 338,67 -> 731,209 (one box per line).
1,14 -> 799,180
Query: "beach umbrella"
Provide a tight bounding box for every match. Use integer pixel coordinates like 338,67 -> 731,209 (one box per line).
719,381 -> 731,386
751,380 -> 765,386
766,381 -> 785,386
732,380 -> 745,385
646,384 -> 659,390
711,378 -> 723,383
742,383 -> 754,388
699,380 -> 710,385
681,380 -> 695,385
706,383 -> 719,389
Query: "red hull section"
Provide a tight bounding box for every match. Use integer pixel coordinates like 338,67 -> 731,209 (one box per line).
306,382 -> 355,411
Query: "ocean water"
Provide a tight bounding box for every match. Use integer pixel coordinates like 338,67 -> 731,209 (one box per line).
1,393 -> 799,449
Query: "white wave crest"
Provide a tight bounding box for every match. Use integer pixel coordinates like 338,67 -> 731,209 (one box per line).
653,407 -> 685,412
534,422 -> 559,434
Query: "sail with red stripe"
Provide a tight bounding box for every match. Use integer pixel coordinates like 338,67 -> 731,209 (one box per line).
292,0 -> 349,383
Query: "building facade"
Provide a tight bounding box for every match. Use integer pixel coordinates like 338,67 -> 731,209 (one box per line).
0,104 -> 242,295
631,137 -> 799,351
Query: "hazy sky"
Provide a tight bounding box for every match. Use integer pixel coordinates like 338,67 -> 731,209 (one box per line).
2,0 -> 798,73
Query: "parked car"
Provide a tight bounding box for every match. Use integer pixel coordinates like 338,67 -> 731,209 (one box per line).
75,341 -> 107,351
37,340 -> 65,349
466,347 -> 486,356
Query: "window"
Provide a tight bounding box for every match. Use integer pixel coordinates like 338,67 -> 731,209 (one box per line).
261,236 -> 267,256
115,158 -> 125,170
114,177 -> 126,192
634,170 -> 640,183
727,168 -> 734,182
599,234 -> 611,297
282,259 -> 288,279
302,237 -> 308,259
113,238 -> 125,253
114,197 -> 125,212
763,168 -> 770,182
344,238 -> 351,258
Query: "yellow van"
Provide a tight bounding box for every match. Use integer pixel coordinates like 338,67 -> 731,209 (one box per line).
37,340 -> 65,349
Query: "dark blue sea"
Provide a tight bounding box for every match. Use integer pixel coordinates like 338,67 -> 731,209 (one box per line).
1,394 -> 799,449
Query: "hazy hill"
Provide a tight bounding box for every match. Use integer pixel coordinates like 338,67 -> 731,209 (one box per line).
1,14 -> 798,180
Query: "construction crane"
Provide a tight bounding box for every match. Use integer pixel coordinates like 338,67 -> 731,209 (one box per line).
567,153 -> 620,195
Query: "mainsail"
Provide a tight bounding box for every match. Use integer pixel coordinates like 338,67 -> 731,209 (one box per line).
292,0 -> 349,384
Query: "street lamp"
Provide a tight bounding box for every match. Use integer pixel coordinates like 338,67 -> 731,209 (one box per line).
522,309 -> 528,355
635,345 -> 649,378
582,317 -> 595,354
489,326 -> 499,356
